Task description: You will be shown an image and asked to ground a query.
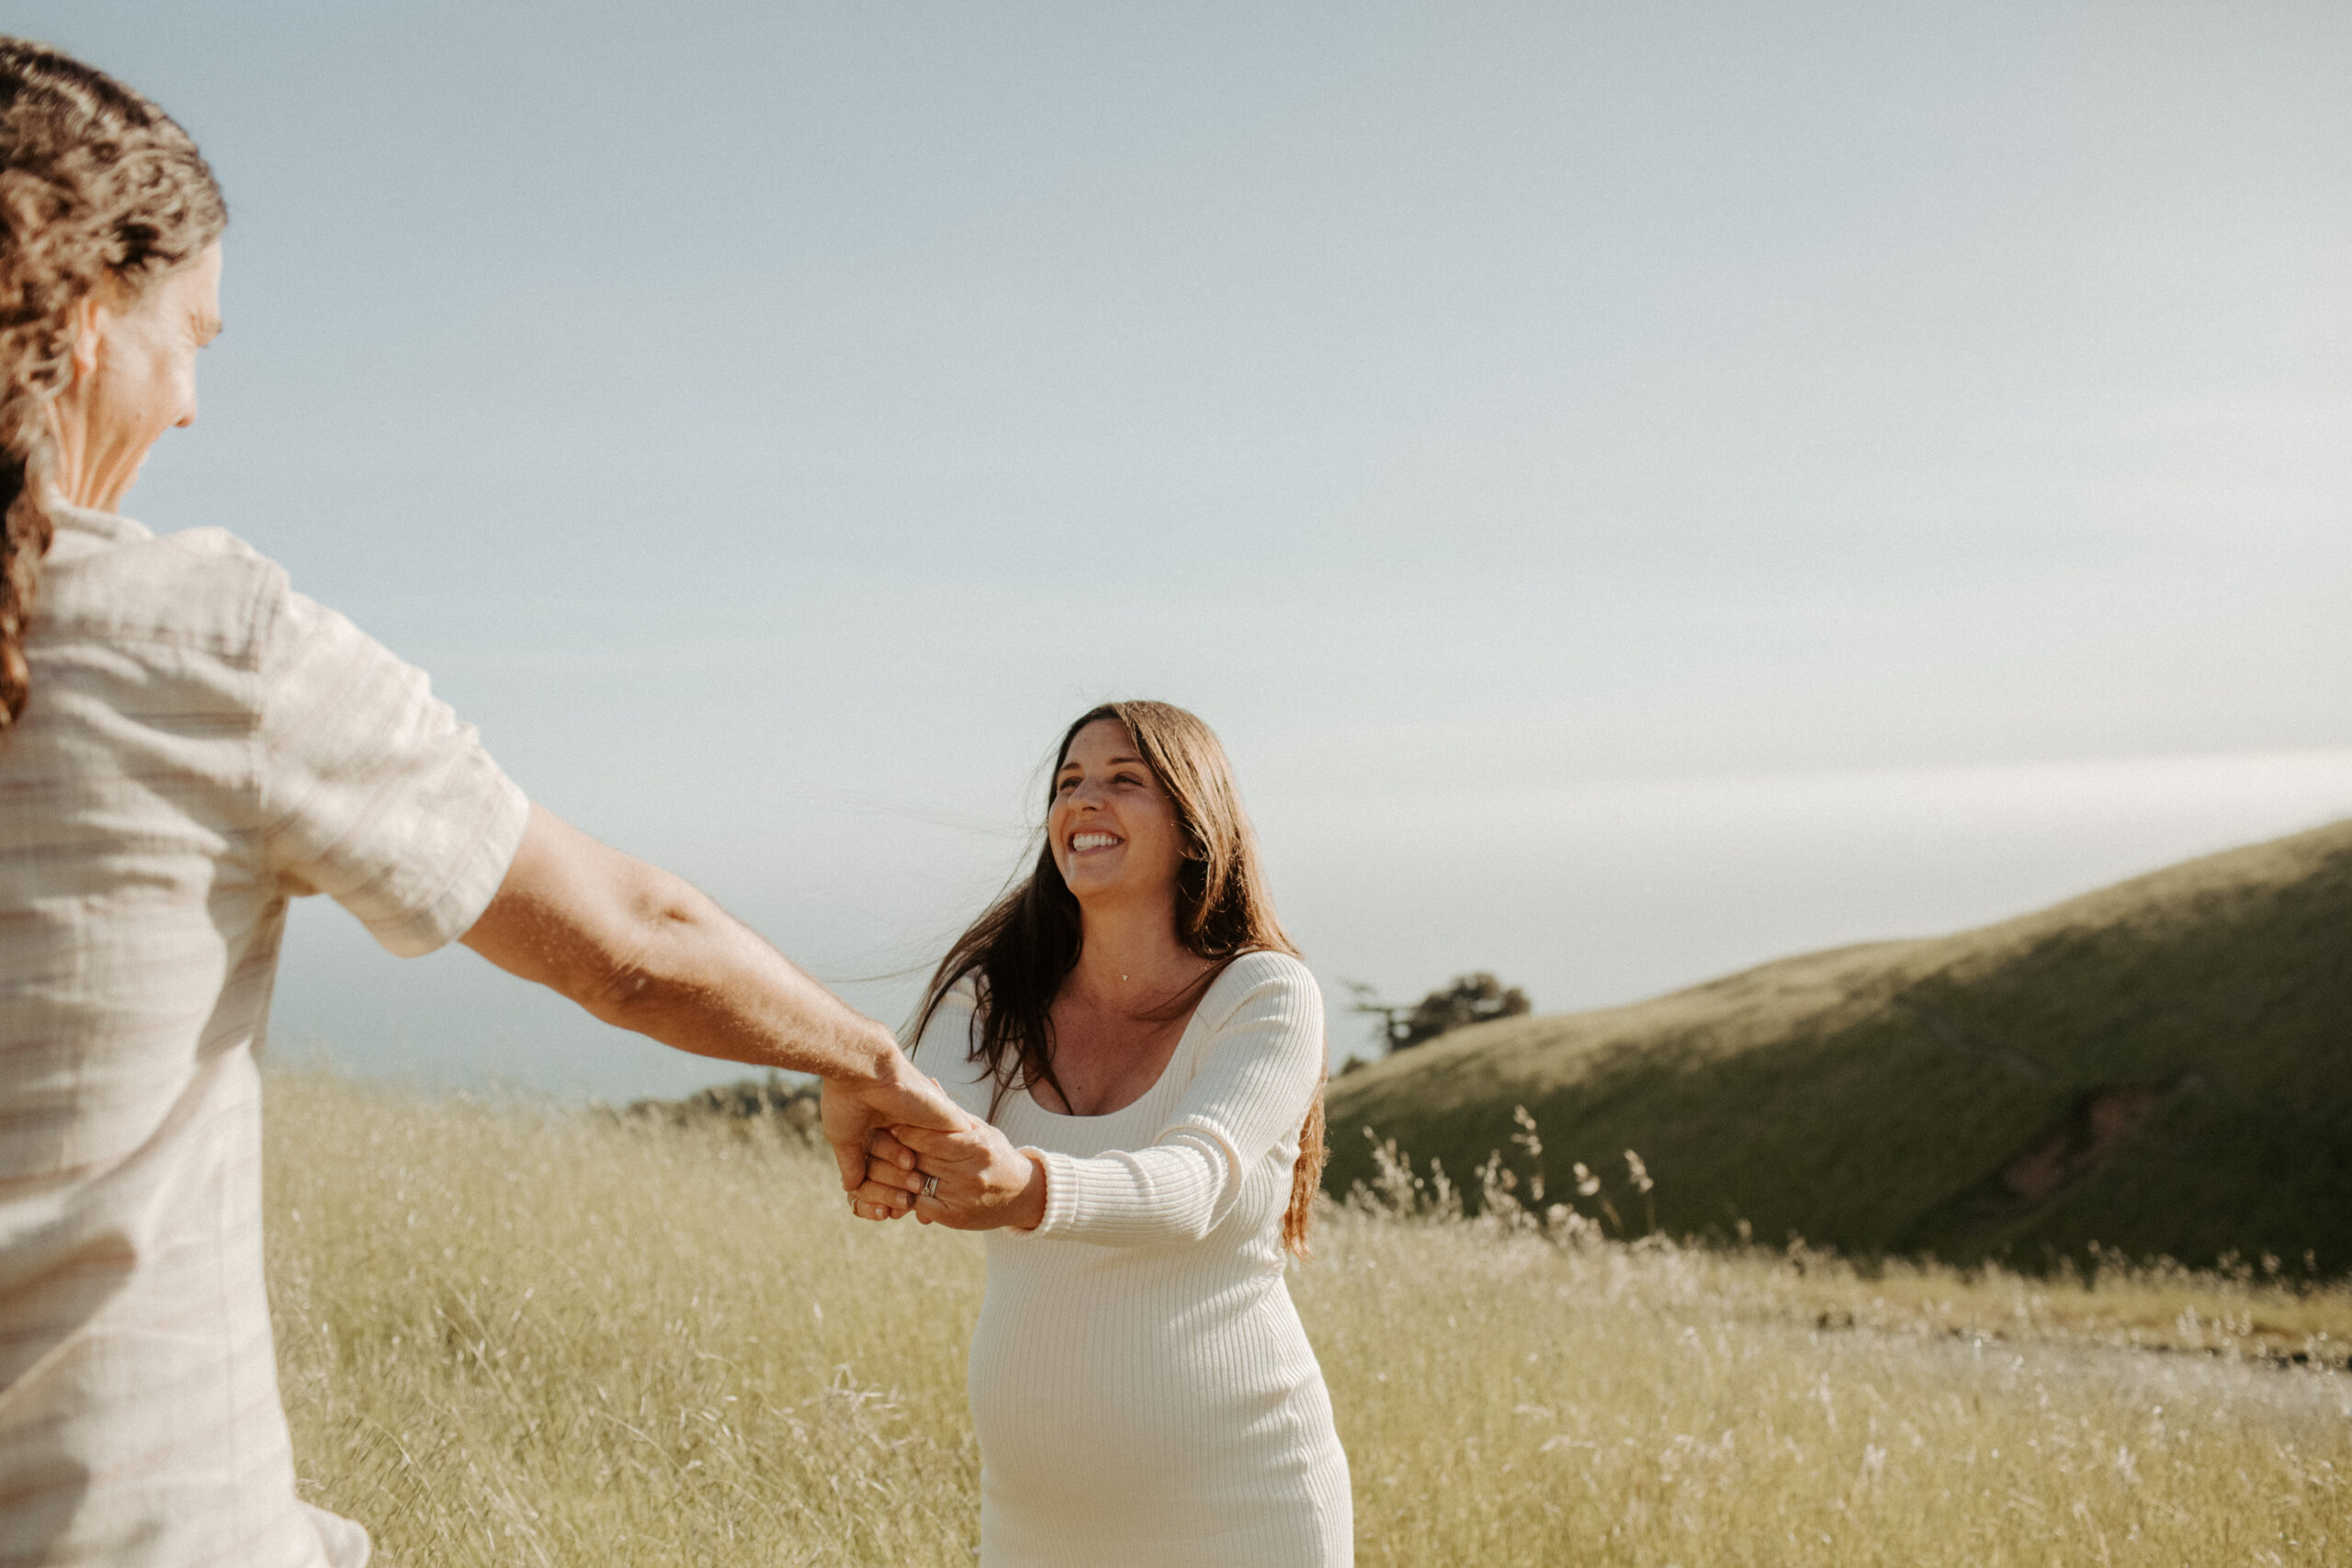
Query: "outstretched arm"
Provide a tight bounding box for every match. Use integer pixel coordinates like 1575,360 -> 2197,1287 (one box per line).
461,804 -> 962,1188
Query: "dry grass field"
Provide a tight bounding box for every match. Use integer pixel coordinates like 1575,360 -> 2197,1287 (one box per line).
266,1072 -> 2352,1567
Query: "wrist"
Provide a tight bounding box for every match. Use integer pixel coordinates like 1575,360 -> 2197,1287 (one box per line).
1012,1149 -> 1049,1232
851,1021 -> 911,1088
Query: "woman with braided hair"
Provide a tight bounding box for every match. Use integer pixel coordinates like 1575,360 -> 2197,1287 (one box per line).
0,37 -> 963,1567
0,39 -> 226,724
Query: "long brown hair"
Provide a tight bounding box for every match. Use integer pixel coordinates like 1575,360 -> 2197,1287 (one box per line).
0,37 -> 226,732
914,700 -> 1329,1256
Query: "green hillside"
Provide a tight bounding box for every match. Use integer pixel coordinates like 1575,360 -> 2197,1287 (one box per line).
1323,819 -> 2352,1273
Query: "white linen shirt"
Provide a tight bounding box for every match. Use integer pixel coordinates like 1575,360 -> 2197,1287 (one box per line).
0,504 -> 529,1567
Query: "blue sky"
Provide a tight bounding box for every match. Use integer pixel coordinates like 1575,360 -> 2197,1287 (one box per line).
22,3 -> 2350,1097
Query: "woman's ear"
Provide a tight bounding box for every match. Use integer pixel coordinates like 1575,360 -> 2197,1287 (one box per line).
66,292 -> 107,385
44,294 -> 108,460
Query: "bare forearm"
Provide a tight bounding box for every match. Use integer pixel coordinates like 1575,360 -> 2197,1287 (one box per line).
463,806 -> 967,1187
580,883 -> 895,1079
462,805 -> 896,1082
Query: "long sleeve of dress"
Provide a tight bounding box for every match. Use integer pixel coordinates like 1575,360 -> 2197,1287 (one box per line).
933,949 -> 1354,1564
1020,955 -> 1324,1247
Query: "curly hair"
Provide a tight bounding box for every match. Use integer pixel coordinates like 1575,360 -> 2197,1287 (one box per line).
0,37 -> 225,731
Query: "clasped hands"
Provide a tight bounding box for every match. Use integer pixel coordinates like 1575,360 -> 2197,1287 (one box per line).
848,1097 -> 1049,1232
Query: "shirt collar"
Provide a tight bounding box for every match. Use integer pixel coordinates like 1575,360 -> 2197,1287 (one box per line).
42,501 -> 153,561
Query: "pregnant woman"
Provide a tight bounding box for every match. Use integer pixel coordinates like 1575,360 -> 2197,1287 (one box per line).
854,700 -> 1351,1565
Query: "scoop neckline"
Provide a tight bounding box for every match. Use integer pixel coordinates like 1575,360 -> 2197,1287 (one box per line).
1014,955 -> 1256,1122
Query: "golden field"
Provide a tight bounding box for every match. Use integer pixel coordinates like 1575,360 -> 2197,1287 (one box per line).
266,1073 -> 2352,1566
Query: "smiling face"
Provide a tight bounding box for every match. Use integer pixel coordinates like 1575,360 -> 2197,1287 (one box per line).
1048,717 -> 1192,914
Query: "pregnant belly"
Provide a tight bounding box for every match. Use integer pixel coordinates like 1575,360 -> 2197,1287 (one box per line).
968,1272 -> 1330,1519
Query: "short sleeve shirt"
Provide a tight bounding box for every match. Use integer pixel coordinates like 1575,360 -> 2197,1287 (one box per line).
0,504 -> 529,1567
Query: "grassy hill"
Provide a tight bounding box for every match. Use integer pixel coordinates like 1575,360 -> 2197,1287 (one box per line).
1323,818 -> 2352,1273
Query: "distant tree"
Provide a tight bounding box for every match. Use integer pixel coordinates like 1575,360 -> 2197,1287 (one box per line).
1346,972 -> 1532,1055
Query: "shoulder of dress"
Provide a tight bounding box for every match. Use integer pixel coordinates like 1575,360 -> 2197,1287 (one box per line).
929,972 -> 985,1019
1224,947 -> 1315,989
907,980 -> 997,1108
1200,950 -> 1320,1028
906,976 -> 982,1055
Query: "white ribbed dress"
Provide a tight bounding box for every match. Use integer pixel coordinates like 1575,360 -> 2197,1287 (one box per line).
910,951 -> 1352,1567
